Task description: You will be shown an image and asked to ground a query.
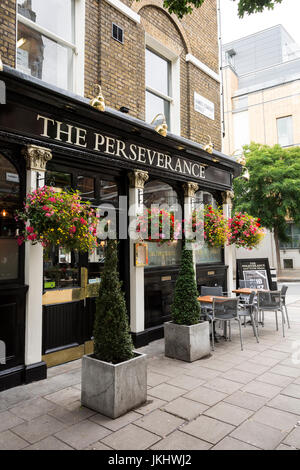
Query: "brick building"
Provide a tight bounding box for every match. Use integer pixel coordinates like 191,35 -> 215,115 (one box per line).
0,0 -> 240,390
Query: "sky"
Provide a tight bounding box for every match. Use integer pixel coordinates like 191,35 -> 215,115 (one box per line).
220,0 -> 300,46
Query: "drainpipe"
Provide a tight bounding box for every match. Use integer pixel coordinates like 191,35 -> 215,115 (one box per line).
217,0 -> 225,140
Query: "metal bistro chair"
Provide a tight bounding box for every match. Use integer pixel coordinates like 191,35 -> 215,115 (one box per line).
210,298 -> 243,350
238,291 -> 259,342
281,285 -> 291,329
200,286 -> 224,317
257,291 -> 285,337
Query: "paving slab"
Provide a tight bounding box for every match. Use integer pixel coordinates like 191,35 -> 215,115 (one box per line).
256,372 -> 293,387
224,390 -> 268,411
204,402 -> 253,426
55,420 -> 111,450
283,427 -> 300,449
184,386 -> 227,406
166,374 -> 206,391
234,361 -> 270,375
270,365 -> 300,378
85,441 -> 113,450
0,411 -> 24,432
151,430 -> 211,450
133,397 -> 167,415
251,406 -> 299,432
0,430 -> 29,450
148,383 -> 185,402
220,369 -> 257,385
276,443 -> 297,450
212,436 -> 259,450
147,372 -> 170,387
183,366 -> 220,381
268,394 -> 300,415
135,409 -> 184,437
242,380 -> 282,399
24,436 -> 73,450
48,402 -> 96,426
182,415 -> 234,444
281,383 -> 300,399
163,397 -> 208,421
12,414 -> 66,444
89,411 -> 141,431
44,387 -> 81,407
9,397 -> 57,421
102,423 -> 160,450
230,420 -> 286,450
204,377 -> 242,394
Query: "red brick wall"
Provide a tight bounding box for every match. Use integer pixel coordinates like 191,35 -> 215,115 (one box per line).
0,0 -> 16,68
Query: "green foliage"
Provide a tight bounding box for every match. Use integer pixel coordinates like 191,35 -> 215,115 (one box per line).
233,143 -> 300,242
155,0 -> 283,19
171,247 -> 200,325
93,240 -> 134,364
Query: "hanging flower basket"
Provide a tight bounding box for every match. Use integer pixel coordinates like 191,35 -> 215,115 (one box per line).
137,207 -> 181,245
15,186 -> 98,252
203,205 -> 230,247
228,212 -> 265,249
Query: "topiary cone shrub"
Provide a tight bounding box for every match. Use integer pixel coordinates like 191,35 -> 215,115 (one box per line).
171,247 -> 200,325
93,239 -> 134,364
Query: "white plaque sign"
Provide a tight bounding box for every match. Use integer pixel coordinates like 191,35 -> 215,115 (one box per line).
194,92 -> 215,120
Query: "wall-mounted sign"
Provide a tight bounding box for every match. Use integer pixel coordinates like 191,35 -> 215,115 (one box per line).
6,172 -> 19,183
134,243 -> 148,267
194,92 -> 215,120
236,258 -> 273,290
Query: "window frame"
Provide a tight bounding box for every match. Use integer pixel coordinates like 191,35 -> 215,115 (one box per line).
276,115 -> 294,148
145,34 -> 181,135
16,0 -> 85,95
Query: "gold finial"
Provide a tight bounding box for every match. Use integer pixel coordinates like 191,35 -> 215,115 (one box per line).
90,84 -> 105,112
150,113 -> 168,137
204,135 -> 214,154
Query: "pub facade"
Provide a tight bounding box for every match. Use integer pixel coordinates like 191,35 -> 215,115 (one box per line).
0,0 -> 241,391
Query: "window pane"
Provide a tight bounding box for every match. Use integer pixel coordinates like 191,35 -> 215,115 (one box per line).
0,155 -> 20,280
145,49 -> 170,96
146,241 -> 181,267
100,181 -> 118,205
77,176 -> 95,200
45,171 -> 71,191
277,116 -> 293,147
43,246 -> 79,289
17,23 -> 74,90
144,181 -> 178,207
17,0 -> 75,42
145,91 -> 170,128
88,241 -> 106,284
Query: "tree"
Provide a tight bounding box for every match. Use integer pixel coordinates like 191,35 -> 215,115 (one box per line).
161,0 -> 282,19
171,247 -> 201,325
93,239 -> 134,364
232,143 -> 300,273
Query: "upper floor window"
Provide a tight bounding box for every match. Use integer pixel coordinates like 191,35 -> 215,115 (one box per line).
277,116 -> 293,147
17,0 -> 82,93
145,48 -> 172,130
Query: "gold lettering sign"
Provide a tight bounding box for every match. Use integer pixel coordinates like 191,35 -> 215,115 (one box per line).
161,276 -> 172,281
207,271 -> 215,276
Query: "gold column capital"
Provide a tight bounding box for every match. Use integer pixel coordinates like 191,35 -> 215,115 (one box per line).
23,144 -> 52,171
221,190 -> 234,204
128,169 -> 149,189
183,182 -> 199,198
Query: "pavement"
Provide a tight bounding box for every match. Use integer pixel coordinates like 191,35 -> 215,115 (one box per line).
278,270 -> 300,282
0,287 -> 300,450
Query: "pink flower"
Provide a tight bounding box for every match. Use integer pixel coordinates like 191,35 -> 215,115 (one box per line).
45,213 -> 51,217
26,226 -> 34,233
17,236 -> 24,246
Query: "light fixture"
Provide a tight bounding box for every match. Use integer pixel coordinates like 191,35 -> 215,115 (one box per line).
17,37 -> 26,48
150,113 -> 168,137
231,150 -> 249,180
1,209 -> 7,217
204,135 -> 214,154
90,84 -> 105,112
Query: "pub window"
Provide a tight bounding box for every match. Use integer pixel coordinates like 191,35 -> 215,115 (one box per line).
194,190 -> 222,264
0,155 -> 20,281
16,0 -> 83,93
43,169 -> 78,290
77,176 -> 95,200
145,48 -> 171,130
144,180 -> 181,267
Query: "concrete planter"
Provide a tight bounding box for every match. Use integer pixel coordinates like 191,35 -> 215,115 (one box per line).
164,320 -> 210,362
81,352 -> 147,418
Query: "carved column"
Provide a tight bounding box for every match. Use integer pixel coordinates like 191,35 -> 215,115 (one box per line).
128,170 -> 149,336
23,145 -> 52,372
222,190 -> 234,294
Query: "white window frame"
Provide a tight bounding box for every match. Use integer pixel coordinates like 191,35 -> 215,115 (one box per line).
16,0 -> 85,96
276,115 -> 294,148
145,33 -> 180,136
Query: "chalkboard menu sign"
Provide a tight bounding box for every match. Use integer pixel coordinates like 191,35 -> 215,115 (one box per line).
236,258 -> 273,290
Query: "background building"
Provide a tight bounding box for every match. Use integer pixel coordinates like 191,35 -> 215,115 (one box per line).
222,25 -> 300,271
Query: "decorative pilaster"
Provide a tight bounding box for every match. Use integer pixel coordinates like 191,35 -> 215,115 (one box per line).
23,145 -> 52,368
183,182 -> 199,276
222,190 -> 234,294
183,182 -> 199,199
128,170 -> 149,334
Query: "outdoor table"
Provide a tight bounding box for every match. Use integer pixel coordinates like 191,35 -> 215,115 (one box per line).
198,295 -> 229,339
232,288 -> 268,295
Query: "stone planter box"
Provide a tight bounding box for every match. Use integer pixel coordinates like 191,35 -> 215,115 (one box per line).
164,321 -> 210,362
81,352 -> 147,419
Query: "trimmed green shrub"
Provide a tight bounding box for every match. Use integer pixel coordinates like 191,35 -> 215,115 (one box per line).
93,239 -> 134,363
171,247 -> 200,325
